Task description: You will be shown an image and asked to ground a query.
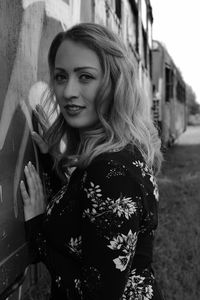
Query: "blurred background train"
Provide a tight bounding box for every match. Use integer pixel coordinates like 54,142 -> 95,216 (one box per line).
0,0 -> 188,299
152,40 -> 187,148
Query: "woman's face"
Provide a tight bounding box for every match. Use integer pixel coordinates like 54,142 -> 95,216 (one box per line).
53,39 -> 103,133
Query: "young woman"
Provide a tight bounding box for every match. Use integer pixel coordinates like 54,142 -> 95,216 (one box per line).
20,23 -> 164,300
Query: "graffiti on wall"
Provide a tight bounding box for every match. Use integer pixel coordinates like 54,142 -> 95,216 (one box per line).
0,0 -> 81,296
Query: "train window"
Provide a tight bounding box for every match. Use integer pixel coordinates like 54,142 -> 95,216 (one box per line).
176,81 -> 186,102
170,71 -> 174,98
127,1 -> 138,52
165,67 -> 174,102
142,28 -> 148,68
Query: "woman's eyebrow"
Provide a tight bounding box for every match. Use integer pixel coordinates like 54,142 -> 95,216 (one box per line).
54,66 -> 98,72
74,67 -> 98,72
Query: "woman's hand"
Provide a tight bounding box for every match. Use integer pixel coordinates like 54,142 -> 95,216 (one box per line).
20,162 -> 46,221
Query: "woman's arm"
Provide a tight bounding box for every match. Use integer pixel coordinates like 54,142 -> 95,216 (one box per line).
80,158 -> 143,299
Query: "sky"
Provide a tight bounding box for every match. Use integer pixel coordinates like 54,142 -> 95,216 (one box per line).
150,0 -> 200,104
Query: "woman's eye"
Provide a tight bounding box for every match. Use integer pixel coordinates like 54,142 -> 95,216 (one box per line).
54,74 -> 67,83
80,74 -> 94,82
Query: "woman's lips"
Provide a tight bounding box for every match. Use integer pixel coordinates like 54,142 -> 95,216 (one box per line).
64,104 -> 86,115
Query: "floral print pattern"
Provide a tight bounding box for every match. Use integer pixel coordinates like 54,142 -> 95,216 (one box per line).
46,184 -> 68,215
74,278 -> 82,296
83,182 -> 137,222
108,230 -> 137,271
149,175 -> 159,202
106,160 -> 127,178
26,147 -> 163,299
122,268 -> 155,300
132,160 -> 159,202
67,236 -> 82,257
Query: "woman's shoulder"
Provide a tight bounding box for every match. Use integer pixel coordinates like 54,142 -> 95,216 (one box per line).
94,145 -> 144,165
79,145 -> 159,204
86,145 -> 150,180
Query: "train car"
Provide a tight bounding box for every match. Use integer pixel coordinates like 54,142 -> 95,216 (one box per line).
0,0 -> 154,299
151,40 -> 187,147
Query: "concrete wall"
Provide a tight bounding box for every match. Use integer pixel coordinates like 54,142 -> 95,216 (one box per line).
0,0 -> 81,297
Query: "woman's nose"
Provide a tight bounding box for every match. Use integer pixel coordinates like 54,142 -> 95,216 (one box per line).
63,77 -> 79,99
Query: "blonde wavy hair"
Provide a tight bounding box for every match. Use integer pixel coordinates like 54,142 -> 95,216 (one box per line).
43,22 -> 162,178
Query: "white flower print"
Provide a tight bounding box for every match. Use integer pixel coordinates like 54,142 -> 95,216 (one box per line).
67,236 -> 82,257
144,285 -> 154,300
74,278 -> 82,296
46,185 -> 68,215
132,160 -> 159,202
84,182 -> 102,199
107,230 -> 137,271
113,255 -> 131,272
83,182 -> 137,222
55,275 -> 62,288
106,160 -> 127,178
122,269 -> 154,300
149,175 -> 159,201
110,195 -> 137,219
132,160 -> 149,177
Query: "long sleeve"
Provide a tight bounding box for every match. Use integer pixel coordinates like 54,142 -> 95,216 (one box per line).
25,174 -> 87,299
24,184 -> 71,267
25,206 -> 82,296
24,150 -> 159,299
79,158 -> 143,299
25,214 -> 45,264
38,152 -> 64,199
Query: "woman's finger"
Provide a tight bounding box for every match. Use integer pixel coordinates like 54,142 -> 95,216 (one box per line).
24,165 -> 36,200
27,162 -> 41,194
20,180 -> 30,204
21,163 -> 46,221
27,162 -> 38,188
28,162 -> 44,196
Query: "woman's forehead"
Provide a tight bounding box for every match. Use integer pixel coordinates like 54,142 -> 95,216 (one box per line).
55,40 -> 101,71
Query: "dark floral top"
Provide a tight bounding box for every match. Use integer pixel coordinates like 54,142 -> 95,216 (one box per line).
26,146 -> 164,300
